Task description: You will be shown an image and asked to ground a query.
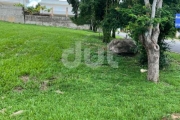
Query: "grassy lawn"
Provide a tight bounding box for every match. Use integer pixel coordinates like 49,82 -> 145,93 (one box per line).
0,21 -> 180,120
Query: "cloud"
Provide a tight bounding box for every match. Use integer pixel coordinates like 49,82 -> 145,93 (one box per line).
27,0 -> 41,8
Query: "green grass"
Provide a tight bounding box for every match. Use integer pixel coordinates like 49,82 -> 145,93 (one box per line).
0,21 -> 180,120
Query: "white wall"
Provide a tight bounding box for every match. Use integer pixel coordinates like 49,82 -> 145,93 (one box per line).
0,0 -> 25,5
0,0 -> 74,16
40,0 -> 73,16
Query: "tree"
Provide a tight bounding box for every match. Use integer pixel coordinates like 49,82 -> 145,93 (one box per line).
124,0 -> 179,82
67,0 -> 79,19
40,5 -> 46,15
14,3 -> 24,7
68,0 -> 122,42
69,0 -> 179,82
119,0 -> 164,82
141,0 -> 163,82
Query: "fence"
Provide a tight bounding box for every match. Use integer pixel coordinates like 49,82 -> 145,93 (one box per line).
0,5 -> 24,23
0,5 -> 89,30
25,15 -> 89,29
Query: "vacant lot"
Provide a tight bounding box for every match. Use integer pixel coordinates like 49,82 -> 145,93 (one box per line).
0,21 -> 180,119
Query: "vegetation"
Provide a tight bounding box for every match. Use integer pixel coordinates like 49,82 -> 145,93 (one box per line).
67,0 -> 120,42
121,0 -> 180,70
68,0 -> 180,82
13,3 -> 24,7
0,21 -> 180,119
14,3 -> 51,15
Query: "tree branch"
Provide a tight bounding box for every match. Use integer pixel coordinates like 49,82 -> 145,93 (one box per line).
147,0 -> 157,37
157,0 -> 163,9
151,0 -> 158,19
144,0 -> 150,6
152,0 -> 163,43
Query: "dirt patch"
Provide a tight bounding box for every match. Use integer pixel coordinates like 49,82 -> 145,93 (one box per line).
48,73 -> 62,81
48,76 -> 57,81
40,81 -> 49,91
20,75 -> 29,83
171,113 -> 180,120
162,113 -> 180,120
14,86 -> 24,93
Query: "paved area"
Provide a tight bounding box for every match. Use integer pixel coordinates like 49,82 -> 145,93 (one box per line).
116,32 -> 131,39
165,40 -> 180,53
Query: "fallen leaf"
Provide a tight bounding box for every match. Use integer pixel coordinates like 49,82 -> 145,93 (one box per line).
140,69 -> 147,73
55,90 -> 64,94
10,110 -> 24,117
1,96 -> 5,99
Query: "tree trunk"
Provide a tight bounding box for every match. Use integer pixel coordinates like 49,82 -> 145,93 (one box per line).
139,31 -> 160,82
102,28 -> 111,43
89,24 -> 93,30
112,28 -> 116,38
147,45 -> 160,82
93,24 -> 97,32
143,0 -> 162,82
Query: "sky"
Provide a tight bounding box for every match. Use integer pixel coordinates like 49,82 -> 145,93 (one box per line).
27,0 -> 67,8
0,0 -> 69,6
27,0 -> 41,7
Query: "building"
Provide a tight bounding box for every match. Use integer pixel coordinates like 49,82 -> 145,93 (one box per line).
0,0 -> 74,16
40,0 -> 73,16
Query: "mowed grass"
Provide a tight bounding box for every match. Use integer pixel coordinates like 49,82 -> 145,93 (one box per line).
0,21 -> 180,120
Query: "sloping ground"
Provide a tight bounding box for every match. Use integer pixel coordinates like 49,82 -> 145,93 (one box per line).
0,21 -> 180,119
